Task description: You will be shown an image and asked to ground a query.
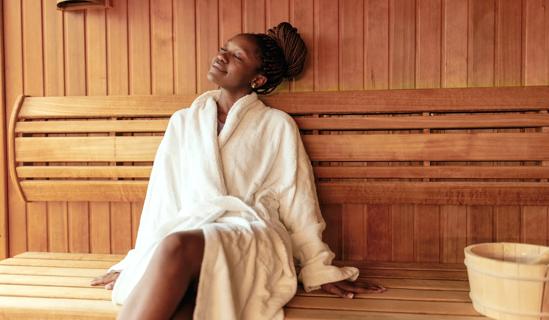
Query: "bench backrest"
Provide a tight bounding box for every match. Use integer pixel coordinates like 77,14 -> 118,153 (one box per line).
10,87 -> 549,206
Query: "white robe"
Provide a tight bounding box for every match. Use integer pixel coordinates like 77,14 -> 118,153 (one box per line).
110,90 -> 359,319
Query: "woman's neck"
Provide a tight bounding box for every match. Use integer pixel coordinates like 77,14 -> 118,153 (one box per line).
216,88 -> 252,122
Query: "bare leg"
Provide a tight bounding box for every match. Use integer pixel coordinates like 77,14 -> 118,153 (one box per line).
171,279 -> 198,320
117,229 -> 205,320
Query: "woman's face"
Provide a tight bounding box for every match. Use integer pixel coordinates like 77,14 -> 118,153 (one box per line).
207,34 -> 264,92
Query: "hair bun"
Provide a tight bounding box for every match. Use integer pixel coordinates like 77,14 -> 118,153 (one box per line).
267,22 -> 307,79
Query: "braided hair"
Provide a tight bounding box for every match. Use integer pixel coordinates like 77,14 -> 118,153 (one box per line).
246,22 -> 307,94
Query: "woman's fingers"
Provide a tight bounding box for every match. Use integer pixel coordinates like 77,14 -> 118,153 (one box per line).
90,271 -> 120,286
321,283 -> 354,299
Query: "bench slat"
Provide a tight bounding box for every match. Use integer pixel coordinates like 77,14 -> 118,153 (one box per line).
0,265 -> 106,277
303,133 -> 549,161
299,288 -> 470,302
295,113 -> 549,130
0,274 -> 96,288
284,308 -> 483,320
16,136 -> 162,162
262,87 -> 549,114
0,296 -> 118,319
17,165 -> 549,180
19,95 -> 192,118
315,166 -> 549,179
0,258 -> 114,269
17,166 -> 152,178
287,296 -> 478,316
19,180 -> 549,205
15,252 -> 125,261
15,132 -> 549,163
16,119 -> 169,133
0,284 -> 110,300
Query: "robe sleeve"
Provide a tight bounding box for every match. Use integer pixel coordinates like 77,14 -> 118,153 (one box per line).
275,114 -> 359,292
108,111 -> 184,272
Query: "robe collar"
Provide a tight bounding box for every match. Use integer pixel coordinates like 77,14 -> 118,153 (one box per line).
203,90 -> 260,148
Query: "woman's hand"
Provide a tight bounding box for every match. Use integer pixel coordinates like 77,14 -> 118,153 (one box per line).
90,271 -> 120,290
320,280 -> 385,298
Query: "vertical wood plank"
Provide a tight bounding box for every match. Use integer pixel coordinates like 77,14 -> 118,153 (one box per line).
107,0 -> 129,95
314,0 -> 339,91
342,204 -> 364,261
22,0 -> 48,253
86,9 -> 107,95
107,0 -> 132,252
467,206 -> 493,245
416,0 -> 441,88
0,0 -> 7,258
68,202 -> 89,252
441,0 -> 468,88
65,10 -> 89,253
151,0 -> 174,95
389,0 -> 416,89
495,206 -> 520,242
414,205 -> 440,262
441,205 -> 467,263
339,0 -> 364,91
43,1 -> 64,96
367,204 -> 391,261
174,0 -> 196,95
220,0 -> 242,45
47,202 -> 68,252
391,204 -> 414,262
110,203 -> 132,254
197,0 -> 219,92
522,206 -> 548,245
321,204 -> 342,260
267,0 -> 289,30
495,0 -> 522,86
524,0 -> 548,85
129,0 -> 152,95
365,0 -> 389,89
87,8 -> 111,254
27,203 -> 47,251
468,0 -> 496,87
43,0 -> 67,253
290,0 -> 314,91
244,0 -> 266,33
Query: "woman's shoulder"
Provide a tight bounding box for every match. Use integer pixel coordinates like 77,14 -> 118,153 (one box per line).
262,106 -> 298,131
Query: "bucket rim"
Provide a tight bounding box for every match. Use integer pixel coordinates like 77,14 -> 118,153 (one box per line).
464,242 -> 549,267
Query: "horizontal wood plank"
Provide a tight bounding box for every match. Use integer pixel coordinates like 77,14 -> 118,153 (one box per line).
0,296 -> 118,320
16,136 -> 162,162
15,252 -> 124,262
295,113 -> 549,130
303,133 -> 549,161
0,265 -> 106,277
284,309 -> 483,320
0,284 -> 110,300
263,86 -> 549,114
317,182 -> 549,205
19,181 -> 549,205
19,95 -> 193,118
16,119 -> 169,133
0,258 -> 114,269
314,166 -> 549,179
286,296 -> 479,316
17,166 -> 152,178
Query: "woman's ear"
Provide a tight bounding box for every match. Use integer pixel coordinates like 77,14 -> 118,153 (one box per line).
251,74 -> 267,88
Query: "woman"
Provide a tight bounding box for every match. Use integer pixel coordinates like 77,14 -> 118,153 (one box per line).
91,22 -> 385,320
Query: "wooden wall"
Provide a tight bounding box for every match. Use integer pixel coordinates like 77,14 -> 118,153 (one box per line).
2,0 -> 549,261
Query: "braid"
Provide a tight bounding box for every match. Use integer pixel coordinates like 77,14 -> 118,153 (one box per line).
247,22 -> 307,95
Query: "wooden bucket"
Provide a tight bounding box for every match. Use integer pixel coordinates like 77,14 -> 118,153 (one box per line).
464,243 -> 549,320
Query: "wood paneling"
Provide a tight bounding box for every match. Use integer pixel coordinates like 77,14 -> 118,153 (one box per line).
0,0 -> 7,259
4,0 -> 549,262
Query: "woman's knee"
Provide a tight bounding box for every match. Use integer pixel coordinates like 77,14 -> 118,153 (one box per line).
158,230 -> 205,274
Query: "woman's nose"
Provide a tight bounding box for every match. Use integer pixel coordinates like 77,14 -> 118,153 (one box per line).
216,52 -> 228,63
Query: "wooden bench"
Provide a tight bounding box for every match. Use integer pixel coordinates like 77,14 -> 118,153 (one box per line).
3,86 -> 549,319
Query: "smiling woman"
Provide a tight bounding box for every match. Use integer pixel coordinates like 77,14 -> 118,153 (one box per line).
90,22 -> 383,320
